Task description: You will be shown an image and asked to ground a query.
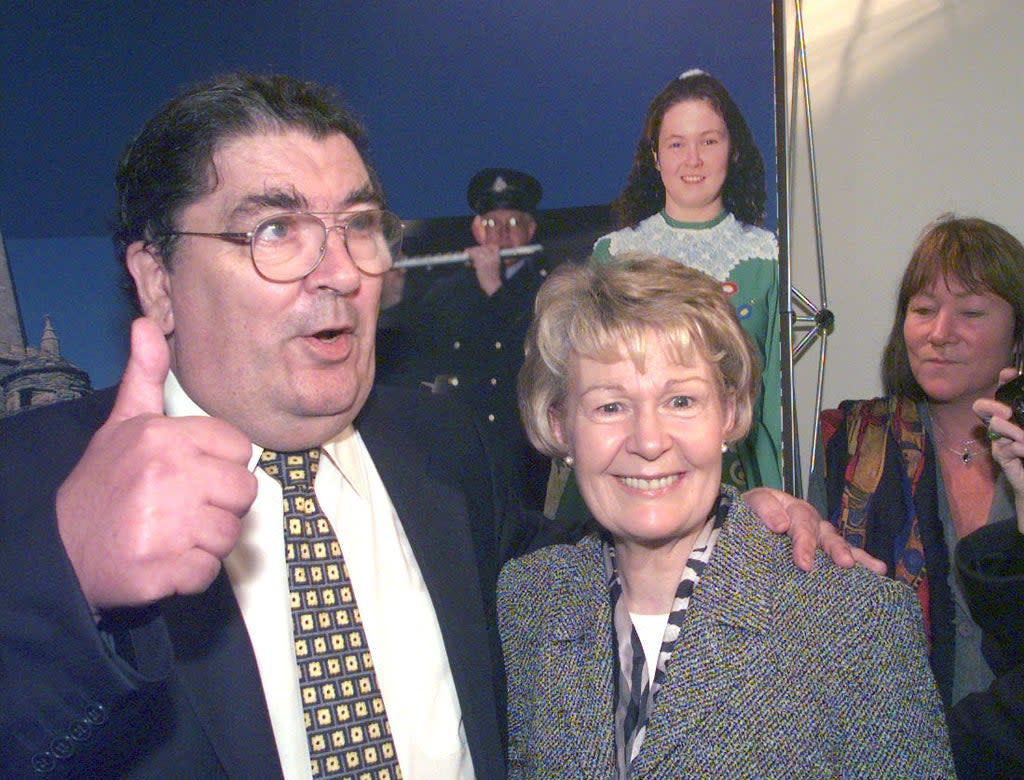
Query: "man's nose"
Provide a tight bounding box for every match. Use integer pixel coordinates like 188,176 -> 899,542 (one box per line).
305,226 -> 361,294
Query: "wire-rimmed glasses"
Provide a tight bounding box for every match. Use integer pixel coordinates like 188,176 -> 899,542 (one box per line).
480,215 -> 530,233
160,209 -> 404,282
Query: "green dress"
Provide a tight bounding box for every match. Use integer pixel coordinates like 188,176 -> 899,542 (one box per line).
557,210 -> 781,524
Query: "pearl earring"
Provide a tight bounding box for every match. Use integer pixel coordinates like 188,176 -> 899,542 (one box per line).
564,454 -> 575,467
721,442 -> 728,453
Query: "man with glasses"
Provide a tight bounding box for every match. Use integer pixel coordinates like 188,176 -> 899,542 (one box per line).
378,168 -> 552,510
0,72 -> 529,780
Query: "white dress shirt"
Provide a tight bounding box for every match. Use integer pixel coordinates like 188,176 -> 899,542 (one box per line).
164,372 -> 474,780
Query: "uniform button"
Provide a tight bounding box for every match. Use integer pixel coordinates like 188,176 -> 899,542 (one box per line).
69,719 -> 93,741
50,736 -> 74,759
490,378 -> 498,386
487,414 -> 496,422
84,702 -> 109,725
453,341 -> 461,350
449,376 -> 459,387
30,752 -> 56,773
494,341 -> 502,350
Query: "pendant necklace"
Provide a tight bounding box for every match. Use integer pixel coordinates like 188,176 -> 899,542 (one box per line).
930,416 -> 986,466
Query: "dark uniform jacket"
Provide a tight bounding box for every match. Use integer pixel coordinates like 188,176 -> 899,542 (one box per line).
377,256 -> 551,509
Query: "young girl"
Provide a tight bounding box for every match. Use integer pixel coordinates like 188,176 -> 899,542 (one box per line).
592,69 -> 781,490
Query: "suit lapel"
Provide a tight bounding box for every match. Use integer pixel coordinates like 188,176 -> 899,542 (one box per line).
551,537 -> 617,776
578,572 -> 618,775
162,572 -> 283,779
355,388 -> 505,778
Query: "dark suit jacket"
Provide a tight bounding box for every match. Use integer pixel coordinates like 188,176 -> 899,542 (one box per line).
376,256 -> 552,509
0,384 -> 539,778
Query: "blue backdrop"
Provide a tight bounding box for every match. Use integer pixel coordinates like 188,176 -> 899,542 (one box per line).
2,1 -> 777,387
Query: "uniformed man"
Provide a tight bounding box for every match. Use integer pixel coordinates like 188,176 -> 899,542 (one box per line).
377,168 -> 552,509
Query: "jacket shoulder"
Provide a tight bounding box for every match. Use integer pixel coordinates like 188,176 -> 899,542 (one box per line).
0,388 -> 115,496
357,384 -> 480,454
498,537 -> 601,627
0,387 -> 114,441
713,498 -> 922,636
501,535 -> 598,584
774,538 -> 924,650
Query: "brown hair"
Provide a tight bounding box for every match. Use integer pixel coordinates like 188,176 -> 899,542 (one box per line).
611,71 -> 766,229
882,214 -> 1024,398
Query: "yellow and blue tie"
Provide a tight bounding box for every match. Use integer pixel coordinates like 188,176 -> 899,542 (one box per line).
260,448 -> 401,780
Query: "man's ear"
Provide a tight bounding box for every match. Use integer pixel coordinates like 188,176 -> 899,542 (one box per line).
125,241 -> 174,335
524,214 -> 537,242
470,215 -> 488,245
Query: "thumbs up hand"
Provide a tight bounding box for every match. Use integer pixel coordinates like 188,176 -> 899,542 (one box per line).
56,318 -> 258,611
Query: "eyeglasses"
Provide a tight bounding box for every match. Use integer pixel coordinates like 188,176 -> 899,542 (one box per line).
159,209 -> 404,282
480,215 -> 527,232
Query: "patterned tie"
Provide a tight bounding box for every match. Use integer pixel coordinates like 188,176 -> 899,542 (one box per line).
259,448 -> 402,780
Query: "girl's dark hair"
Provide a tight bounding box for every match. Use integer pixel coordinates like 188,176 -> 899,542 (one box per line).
611,71 -> 766,229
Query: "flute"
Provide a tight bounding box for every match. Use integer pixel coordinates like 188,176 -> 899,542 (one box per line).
393,243 -> 542,269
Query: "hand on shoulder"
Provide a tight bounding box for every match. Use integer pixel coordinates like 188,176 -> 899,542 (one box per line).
743,486 -> 887,574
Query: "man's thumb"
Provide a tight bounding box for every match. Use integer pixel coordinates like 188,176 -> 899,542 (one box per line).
110,317 -> 170,421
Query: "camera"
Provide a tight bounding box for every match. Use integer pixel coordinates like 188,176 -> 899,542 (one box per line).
994,373 -> 1024,428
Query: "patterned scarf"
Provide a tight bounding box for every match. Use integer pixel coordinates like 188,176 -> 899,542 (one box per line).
822,397 -> 932,624
820,395 -> 958,704
605,492 -> 729,778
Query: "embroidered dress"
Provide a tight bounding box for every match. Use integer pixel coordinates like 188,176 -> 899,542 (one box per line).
593,210 -> 781,490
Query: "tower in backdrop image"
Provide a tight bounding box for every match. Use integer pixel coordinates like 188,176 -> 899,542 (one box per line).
0,231 -> 91,415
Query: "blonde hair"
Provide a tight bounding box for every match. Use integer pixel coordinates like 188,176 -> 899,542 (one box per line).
518,254 -> 760,457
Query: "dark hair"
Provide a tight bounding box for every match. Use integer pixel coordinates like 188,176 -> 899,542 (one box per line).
114,72 -> 383,305
611,71 -> 766,229
882,214 -> 1024,399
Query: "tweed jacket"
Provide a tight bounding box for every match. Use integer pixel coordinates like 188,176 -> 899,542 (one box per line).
497,492 -> 955,779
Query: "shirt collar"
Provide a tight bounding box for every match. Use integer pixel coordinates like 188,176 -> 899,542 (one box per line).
162,370 -> 365,497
